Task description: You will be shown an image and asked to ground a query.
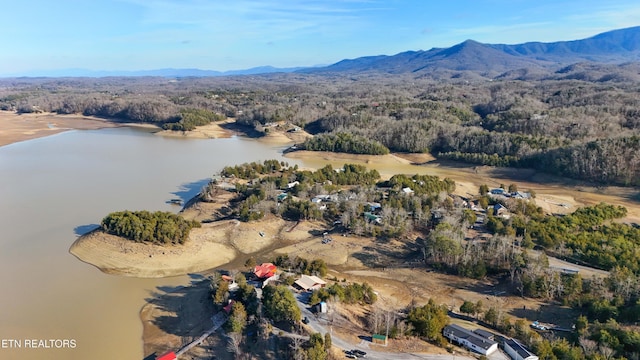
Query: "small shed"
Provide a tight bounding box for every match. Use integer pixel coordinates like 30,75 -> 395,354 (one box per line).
157,351 -> 177,360
372,334 -> 387,345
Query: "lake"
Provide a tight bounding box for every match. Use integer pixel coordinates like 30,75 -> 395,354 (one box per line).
0,127 -> 299,360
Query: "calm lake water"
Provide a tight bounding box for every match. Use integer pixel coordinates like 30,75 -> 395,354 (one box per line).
0,127 -> 299,360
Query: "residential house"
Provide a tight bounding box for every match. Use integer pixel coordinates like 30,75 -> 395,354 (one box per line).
294,274 -> 327,291
473,329 -> 495,341
493,203 -> 508,216
157,351 -> 177,360
443,324 -> 498,355
513,191 -> 531,199
221,274 -> 239,292
254,263 -> 277,279
366,202 -> 382,212
504,338 -> 539,360
364,212 -> 382,225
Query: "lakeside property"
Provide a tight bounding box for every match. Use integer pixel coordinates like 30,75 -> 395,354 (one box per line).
5,112 -> 640,360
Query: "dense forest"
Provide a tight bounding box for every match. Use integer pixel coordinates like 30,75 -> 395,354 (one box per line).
2,74 -> 640,185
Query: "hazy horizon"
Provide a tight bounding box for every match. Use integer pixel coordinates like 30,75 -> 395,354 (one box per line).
2,0 -> 640,76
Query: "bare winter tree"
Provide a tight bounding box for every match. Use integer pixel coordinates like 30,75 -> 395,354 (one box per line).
579,336 -> 598,356
289,329 -> 306,360
226,332 -> 243,359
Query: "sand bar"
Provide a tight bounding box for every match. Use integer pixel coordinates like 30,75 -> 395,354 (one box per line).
70,222 -> 239,278
0,111 -> 121,147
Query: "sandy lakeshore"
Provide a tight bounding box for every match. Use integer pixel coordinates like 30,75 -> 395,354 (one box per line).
70,223 -> 239,278
0,111 -> 121,147
153,119 -> 236,139
69,213 -> 329,278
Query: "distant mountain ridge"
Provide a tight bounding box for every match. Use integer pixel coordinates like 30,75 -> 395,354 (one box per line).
303,26 -> 640,78
7,26 -> 640,78
11,65 -> 308,78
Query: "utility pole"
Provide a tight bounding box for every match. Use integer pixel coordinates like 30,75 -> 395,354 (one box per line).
385,310 -> 390,340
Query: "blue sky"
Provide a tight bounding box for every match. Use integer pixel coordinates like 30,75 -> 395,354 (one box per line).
1,0 -> 639,75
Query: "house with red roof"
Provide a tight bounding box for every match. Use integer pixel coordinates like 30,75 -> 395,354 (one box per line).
157,351 -> 177,360
254,263 -> 277,279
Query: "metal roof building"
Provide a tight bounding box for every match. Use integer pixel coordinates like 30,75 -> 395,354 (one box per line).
504,338 -> 539,360
443,324 -> 498,356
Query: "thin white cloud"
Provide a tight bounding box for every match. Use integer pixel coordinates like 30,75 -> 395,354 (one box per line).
112,0 -> 388,47
565,5 -> 640,29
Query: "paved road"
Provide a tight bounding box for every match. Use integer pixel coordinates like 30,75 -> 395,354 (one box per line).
293,291 -> 475,360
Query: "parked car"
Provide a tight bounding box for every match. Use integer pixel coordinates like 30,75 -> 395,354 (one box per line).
345,355 -> 357,359
302,316 -> 310,324
352,349 -> 367,357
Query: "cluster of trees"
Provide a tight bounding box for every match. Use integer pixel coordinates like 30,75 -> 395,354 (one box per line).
262,284 -> 301,323
386,174 -> 456,196
100,210 -> 200,245
308,282 -> 377,306
406,299 -> 449,346
272,255 -> 327,277
523,203 -> 640,272
162,108 -> 225,131
281,199 -> 324,221
302,132 -> 390,155
221,161 -> 380,187
221,160 -> 289,179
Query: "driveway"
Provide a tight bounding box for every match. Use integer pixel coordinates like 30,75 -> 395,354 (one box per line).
293,290 -> 475,360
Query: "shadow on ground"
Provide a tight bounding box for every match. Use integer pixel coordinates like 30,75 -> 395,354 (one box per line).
145,274 -> 215,338
73,224 -> 100,236
170,178 -> 211,205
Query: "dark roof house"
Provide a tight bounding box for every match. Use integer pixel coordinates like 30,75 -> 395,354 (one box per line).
504,338 -> 539,360
443,324 -> 498,355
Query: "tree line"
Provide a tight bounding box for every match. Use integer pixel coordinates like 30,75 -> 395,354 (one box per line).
100,210 -> 201,245
4,75 -> 640,185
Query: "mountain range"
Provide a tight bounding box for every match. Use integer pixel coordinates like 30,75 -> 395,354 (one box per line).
303,26 -> 640,80
11,26 -> 640,79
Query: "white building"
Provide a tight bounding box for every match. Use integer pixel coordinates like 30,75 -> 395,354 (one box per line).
504,338 -> 538,360
294,275 -> 327,291
443,324 -> 498,356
